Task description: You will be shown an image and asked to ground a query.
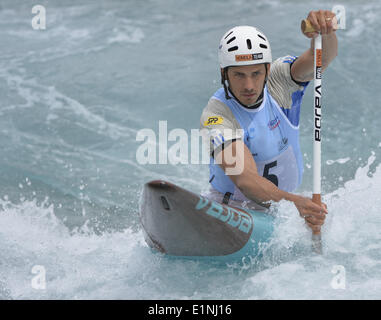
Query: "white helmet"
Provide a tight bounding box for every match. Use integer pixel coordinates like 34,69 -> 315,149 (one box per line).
218,26 -> 272,69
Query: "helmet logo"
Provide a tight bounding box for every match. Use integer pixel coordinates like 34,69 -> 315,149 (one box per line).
235,53 -> 263,62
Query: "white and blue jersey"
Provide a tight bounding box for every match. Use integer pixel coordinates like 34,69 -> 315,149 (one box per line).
200,56 -> 309,202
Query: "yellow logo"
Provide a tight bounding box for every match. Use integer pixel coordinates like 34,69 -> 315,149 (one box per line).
204,116 -> 223,126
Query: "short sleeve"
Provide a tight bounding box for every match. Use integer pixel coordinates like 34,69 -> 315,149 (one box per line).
267,55 -> 309,109
267,56 -> 310,127
200,98 -> 244,157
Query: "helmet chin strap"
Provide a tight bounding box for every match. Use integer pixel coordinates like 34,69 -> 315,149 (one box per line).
246,88 -> 265,108
222,63 -> 269,109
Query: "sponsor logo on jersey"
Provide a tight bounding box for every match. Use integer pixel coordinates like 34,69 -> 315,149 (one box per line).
268,116 -> 280,130
278,137 -> 288,151
204,116 -> 223,126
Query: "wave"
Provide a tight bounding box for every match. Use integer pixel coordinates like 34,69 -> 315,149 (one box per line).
1,153 -> 380,299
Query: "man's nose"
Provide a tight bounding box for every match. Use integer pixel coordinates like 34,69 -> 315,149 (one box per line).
243,77 -> 255,91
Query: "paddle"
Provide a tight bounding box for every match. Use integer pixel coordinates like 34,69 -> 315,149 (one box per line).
301,17 -> 338,254
311,32 -> 323,254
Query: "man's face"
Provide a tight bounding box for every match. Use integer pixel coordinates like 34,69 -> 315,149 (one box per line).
225,64 -> 269,106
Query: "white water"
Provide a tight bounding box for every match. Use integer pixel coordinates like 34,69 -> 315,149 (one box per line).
1,155 -> 380,299
1,0 -> 381,299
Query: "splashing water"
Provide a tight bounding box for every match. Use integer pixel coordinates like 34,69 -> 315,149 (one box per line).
1,154 -> 380,299
1,0 -> 381,299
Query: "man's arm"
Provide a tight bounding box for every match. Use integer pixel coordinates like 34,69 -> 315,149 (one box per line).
291,10 -> 338,83
216,140 -> 327,233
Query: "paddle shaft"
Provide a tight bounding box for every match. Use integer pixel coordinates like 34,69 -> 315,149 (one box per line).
300,17 -> 326,253
312,33 -> 323,254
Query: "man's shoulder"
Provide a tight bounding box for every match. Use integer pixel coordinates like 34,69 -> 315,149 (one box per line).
268,55 -> 309,109
200,96 -> 234,128
201,91 -> 234,126
271,55 -> 299,66
269,55 -> 298,80
270,55 -> 309,87
202,95 -> 227,116
200,91 -> 244,156
200,91 -> 242,132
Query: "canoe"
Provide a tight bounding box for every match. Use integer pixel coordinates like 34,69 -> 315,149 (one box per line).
140,180 -> 275,262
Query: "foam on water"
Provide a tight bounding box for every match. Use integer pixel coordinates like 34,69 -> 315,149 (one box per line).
1,154 -> 380,299
1,0 -> 381,299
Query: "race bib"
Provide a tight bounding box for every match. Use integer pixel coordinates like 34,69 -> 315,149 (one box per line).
255,145 -> 299,191
233,145 -> 299,201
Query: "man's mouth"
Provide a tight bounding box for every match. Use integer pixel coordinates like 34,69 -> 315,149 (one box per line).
242,93 -> 256,98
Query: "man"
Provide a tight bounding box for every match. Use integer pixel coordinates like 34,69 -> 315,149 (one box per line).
200,10 -> 337,234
